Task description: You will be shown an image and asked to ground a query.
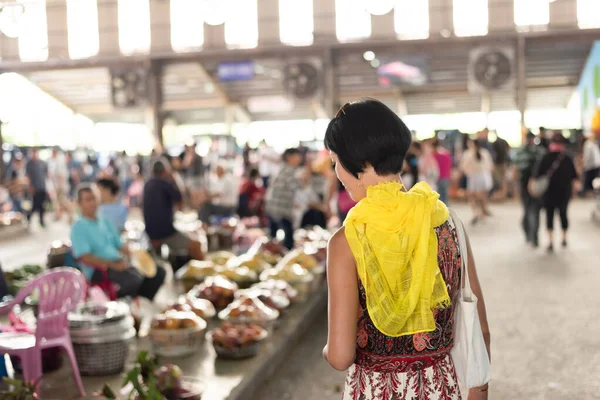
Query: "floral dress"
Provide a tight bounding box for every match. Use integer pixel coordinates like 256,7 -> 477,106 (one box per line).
343,221 -> 462,400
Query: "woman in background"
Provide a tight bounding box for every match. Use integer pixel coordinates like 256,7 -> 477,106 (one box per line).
418,139 -> 440,192
460,139 -> 493,225
97,178 -> 128,231
532,133 -> 578,252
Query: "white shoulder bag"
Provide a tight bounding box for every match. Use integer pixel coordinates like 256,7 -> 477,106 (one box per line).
449,209 -> 492,389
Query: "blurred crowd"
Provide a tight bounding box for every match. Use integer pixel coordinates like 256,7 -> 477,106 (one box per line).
0,125 -> 598,254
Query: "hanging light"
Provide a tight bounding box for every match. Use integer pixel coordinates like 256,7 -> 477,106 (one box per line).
363,0 -> 395,16
0,3 -> 25,39
202,0 -> 231,26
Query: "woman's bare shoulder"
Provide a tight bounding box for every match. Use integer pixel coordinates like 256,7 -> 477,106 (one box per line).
327,226 -> 354,266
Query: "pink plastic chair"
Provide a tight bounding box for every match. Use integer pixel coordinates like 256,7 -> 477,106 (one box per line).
0,268 -> 86,396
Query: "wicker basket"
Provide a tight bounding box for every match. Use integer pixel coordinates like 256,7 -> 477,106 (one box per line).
72,328 -> 136,376
149,324 -> 206,357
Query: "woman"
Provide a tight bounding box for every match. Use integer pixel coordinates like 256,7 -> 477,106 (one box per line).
532,134 -> 578,252
97,178 -> 128,231
581,136 -> 600,197
419,139 -> 441,192
323,99 -> 490,400
460,139 -> 493,225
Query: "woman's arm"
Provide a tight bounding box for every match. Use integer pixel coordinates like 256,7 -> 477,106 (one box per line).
323,227 -> 359,371
464,231 -> 491,399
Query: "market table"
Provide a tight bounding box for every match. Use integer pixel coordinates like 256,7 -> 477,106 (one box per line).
78,285 -> 327,400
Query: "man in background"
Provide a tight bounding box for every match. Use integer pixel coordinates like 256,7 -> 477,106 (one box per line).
47,147 -> 72,222
199,163 -> 238,223
492,133 -> 511,200
265,148 -> 303,249
143,159 -> 204,261
25,148 -> 47,228
514,131 -> 546,247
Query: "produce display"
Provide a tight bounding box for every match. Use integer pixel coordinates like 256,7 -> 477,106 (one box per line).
260,264 -> 315,301
97,351 -> 203,400
209,322 -> 268,359
227,253 -> 270,273
235,287 -> 290,312
252,280 -> 299,304
149,311 -> 207,357
175,260 -> 219,291
278,249 -> 320,271
4,264 -> 43,295
166,296 -> 216,320
187,275 -> 238,310
218,266 -> 258,288
217,296 -> 279,327
208,251 -> 236,266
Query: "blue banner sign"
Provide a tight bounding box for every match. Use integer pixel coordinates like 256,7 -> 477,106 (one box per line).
217,61 -> 255,82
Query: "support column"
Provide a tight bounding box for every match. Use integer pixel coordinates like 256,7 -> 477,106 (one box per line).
371,10 -> 395,40
146,61 -> 164,145
150,0 -> 171,54
257,0 -> 279,46
0,121 -> 4,181
204,24 -> 226,50
0,34 -> 20,61
488,0 -> 515,34
516,36 -> 527,139
98,0 -> 120,56
396,91 -> 408,117
313,0 -> 336,44
46,0 -> 69,59
549,0 -> 577,30
323,47 -> 338,117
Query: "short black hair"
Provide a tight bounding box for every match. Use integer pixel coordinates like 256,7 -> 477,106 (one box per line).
282,148 -> 301,162
249,168 -> 259,179
76,184 -> 94,203
324,98 -> 412,178
153,158 -> 168,177
96,178 -> 120,196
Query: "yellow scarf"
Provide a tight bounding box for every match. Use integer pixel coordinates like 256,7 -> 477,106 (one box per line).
344,181 -> 451,337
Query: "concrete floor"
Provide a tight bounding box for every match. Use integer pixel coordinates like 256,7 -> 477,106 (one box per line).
1,200 -> 599,400
255,200 -> 600,400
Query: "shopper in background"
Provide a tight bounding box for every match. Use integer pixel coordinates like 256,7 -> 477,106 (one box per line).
581,136 -> 600,197
432,138 -> 452,204
238,168 -> 264,218
460,138 -> 494,225
258,140 -> 280,188
265,148 -> 303,249
532,133 -> 579,252
65,151 -> 82,200
403,141 -> 420,189
514,132 -> 546,247
25,148 -> 47,228
47,147 -> 73,222
117,151 -> 134,196
6,153 -> 27,214
199,163 -> 238,223
143,159 -> 204,261
97,178 -> 128,232
536,126 -> 550,149
418,139 -> 440,191
492,133 -> 511,199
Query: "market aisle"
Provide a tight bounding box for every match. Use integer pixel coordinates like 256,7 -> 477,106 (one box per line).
256,200 -> 600,400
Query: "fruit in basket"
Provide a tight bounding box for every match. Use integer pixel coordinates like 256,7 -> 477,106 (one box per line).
253,280 -> 299,303
282,249 -> 319,270
188,275 -> 238,309
228,253 -> 270,273
163,317 -> 181,330
151,314 -> 168,330
259,251 -> 281,266
210,322 -> 267,349
151,311 -> 203,331
176,260 -> 218,280
165,302 -> 193,314
220,266 -> 258,284
208,251 -> 236,266
260,263 -> 312,282
184,296 -> 216,319
218,296 -> 279,325
155,364 -> 183,393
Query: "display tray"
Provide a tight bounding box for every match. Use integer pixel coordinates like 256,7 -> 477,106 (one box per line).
80,284 -> 327,400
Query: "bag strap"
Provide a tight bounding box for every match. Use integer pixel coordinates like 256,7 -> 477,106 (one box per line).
449,209 -> 473,301
546,152 -> 564,180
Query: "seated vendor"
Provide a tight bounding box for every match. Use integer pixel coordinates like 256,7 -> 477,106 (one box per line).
71,184 -> 166,300
143,159 -> 204,260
